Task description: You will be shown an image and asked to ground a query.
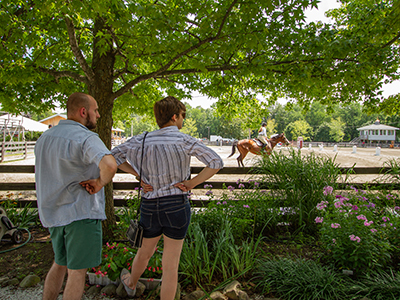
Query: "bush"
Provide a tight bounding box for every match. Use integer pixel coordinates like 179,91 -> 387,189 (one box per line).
253,257 -> 349,300
315,186 -> 400,275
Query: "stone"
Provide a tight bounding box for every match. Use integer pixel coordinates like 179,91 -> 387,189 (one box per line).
86,285 -> 102,295
182,289 -> 206,300
223,280 -> 242,300
116,282 -> 128,297
4,278 -> 19,286
135,280 -> 146,296
0,276 -> 9,285
238,290 -> 250,300
19,274 -> 41,288
210,291 -> 228,300
101,283 -> 117,296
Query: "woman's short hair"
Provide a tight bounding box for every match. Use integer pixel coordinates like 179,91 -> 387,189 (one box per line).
261,122 -> 267,126
154,96 -> 186,128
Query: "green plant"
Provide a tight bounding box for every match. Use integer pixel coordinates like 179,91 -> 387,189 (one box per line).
92,242 -> 137,281
315,186 -> 399,274
0,193 -> 39,228
254,149 -> 347,235
180,219 -> 262,286
253,257 -> 349,300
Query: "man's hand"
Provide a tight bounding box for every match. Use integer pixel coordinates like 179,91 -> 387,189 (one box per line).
80,179 -> 103,195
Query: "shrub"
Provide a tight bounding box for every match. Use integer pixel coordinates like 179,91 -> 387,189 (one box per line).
315,186 -> 399,275
253,257 -> 348,300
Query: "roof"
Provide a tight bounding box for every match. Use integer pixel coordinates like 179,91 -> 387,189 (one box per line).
39,113 -> 67,123
357,120 -> 399,131
0,114 -> 49,132
112,127 -> 124,132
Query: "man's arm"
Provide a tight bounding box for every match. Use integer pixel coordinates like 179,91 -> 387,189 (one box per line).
80,154 -> 118,195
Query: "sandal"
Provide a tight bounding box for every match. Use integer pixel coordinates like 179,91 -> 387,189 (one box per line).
120,268 -> 136,297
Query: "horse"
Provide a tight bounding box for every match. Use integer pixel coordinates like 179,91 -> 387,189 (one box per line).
228,133 -> 290,167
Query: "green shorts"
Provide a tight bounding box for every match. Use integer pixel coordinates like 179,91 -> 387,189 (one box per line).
49,219 -> 102,270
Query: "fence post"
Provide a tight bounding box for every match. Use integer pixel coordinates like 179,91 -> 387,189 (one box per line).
24,141 -> 28,159
0,142 -> 4,163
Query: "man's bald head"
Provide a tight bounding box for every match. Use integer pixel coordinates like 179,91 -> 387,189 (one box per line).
67,92 -> 92,118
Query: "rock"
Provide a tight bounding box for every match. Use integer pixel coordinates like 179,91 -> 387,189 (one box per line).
223,280 -> 242,300
116,280 -> 146,297
101,283 -> 117,296
116,282 -> 128,297
3,278 -> 19,286
19,274 -> 41,288
210,291 -> 228,300
238,290 -> 250,300
182,289 -> 206,300
0,276 -> 9,285
86,285 -> 102,295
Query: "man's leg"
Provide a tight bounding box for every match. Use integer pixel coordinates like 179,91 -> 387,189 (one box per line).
62,268 -> 87,300
42,261 -> 67,300
160,236 -> 184,300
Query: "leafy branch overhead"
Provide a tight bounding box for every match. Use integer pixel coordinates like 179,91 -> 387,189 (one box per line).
1,0 -> 399,116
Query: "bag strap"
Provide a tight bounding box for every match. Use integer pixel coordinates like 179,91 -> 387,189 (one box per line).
136,131 -> 148,217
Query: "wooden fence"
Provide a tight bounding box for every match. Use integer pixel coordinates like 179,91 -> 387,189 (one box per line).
0,141 -> 35,163
0,165 -> 398,208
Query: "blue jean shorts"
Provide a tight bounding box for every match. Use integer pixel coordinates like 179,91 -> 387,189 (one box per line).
140,194 -> 191,240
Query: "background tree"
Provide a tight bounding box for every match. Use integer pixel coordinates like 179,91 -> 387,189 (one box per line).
1,0 -> 399,234
284,120 -> 313,141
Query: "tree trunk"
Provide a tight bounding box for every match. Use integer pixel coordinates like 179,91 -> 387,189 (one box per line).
90,18 -> 117,240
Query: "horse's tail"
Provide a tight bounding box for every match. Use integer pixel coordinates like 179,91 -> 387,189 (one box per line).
228,140 -> 238,158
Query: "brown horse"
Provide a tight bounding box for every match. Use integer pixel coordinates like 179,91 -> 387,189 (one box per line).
228,133 -> 290,167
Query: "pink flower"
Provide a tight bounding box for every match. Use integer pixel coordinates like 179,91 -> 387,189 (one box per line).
382,216 -> 390,222
357,215 -> 367,221
331,223 -> 341,229
323,186 -> 333,195
370,228 -> 377,233
349,234 -> 361,243
315,217 -> 323,223
364,220 -> 373,226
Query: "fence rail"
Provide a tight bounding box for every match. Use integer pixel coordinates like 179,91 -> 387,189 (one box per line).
0,141 -> 35,163
0,165 -> 398,208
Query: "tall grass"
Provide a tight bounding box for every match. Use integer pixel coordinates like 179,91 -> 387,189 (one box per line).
253,258 -> 349,300
179,220 -> 262,286
254,148 -> 348,234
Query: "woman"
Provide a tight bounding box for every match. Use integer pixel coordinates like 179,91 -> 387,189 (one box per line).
258,122 -> 268,145
111,96 -> 223,300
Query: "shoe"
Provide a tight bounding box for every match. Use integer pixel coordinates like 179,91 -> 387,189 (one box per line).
120,268 -> 136,297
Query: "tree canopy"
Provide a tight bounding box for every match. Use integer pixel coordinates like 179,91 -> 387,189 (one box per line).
1,0 -> 399,233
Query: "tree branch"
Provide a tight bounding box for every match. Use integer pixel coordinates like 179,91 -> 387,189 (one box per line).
38,67 -> 88,84
382,31 -> 400,49
64,16 -> 95,84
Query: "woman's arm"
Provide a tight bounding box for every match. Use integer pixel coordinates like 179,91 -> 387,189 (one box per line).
174,167 -> 220,192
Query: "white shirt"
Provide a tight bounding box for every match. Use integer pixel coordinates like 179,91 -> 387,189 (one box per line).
259,126 -> 267,136
111,126 -> 223,199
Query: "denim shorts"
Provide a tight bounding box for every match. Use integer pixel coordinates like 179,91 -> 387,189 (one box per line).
140,194 -> 191,240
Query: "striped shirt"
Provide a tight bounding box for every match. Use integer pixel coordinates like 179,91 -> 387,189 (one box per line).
111,126 -> 223,199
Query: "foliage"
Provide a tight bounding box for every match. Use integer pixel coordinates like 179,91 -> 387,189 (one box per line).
180,117 -> 199,138
92,242 -> 137,281
284,119 -> 313,141
253,258 -> 349,300
179,220 -> 261,286
0,193 -> 39,228
347,270 -> 400,299
254,148 -> 346,234
315,186 -> 400,274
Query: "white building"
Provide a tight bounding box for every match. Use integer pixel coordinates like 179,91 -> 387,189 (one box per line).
357,119 -> 399,145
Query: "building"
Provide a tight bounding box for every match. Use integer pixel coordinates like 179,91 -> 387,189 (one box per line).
357,120 -> 399,145
39,113 -> 67,128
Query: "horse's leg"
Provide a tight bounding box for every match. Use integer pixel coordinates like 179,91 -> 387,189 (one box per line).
237,148 -> 248,168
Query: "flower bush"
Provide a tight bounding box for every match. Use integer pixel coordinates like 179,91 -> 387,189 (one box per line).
91,243 -> 163,281
91,242 -> 137,281
315,186 -> 399,274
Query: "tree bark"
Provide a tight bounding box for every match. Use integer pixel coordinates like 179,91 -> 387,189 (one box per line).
89,18 -> 117,240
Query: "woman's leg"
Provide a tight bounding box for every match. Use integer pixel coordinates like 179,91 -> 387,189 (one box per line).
160,236 -> 184,300
123,236 -> 161,289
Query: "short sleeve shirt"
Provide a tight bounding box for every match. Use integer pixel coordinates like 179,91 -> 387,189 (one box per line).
35,120 -> 111,228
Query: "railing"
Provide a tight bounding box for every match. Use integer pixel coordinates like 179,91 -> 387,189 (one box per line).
0,165 -> 398,208
0,141 -> 35,163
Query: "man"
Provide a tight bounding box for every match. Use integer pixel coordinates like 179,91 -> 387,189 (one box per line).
35,92 -> 117,300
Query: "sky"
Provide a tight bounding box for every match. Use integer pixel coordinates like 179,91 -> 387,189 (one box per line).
185,1 -> 398,109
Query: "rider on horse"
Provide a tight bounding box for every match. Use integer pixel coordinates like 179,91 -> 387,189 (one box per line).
257,122 -> 268,148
